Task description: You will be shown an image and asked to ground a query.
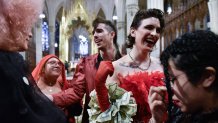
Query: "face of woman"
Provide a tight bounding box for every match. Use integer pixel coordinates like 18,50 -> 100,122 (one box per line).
168,60 -> 205,113
131,17 -> 161,53
44,58 -> 62,78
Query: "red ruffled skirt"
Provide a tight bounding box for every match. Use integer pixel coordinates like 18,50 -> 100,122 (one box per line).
118,71 -> 165,122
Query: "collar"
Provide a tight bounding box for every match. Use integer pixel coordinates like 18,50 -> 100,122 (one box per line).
95,53 -> 103,69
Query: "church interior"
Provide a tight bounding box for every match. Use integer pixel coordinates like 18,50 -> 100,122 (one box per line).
24,0 -> 218,72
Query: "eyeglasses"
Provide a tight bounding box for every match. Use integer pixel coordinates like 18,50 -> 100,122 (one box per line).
169,73 -> 185,84
47,60 -> 62,66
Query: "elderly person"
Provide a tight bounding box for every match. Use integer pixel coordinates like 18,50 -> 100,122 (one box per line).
0,0 -> 67,123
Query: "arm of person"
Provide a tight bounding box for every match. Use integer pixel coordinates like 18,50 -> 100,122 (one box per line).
50,58 -> 86,108
106,61 -> 120,84
95,61 -> 114,112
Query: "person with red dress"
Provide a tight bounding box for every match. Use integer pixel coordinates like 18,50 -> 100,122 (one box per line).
92,9 -> 166,123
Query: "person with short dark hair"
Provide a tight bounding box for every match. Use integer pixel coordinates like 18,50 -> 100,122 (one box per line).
149,30 -> 218,123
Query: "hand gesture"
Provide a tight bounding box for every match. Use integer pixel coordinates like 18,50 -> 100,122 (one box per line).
95,61 -> 114,83
95,61 -> 114,112
148,86 -> 168,123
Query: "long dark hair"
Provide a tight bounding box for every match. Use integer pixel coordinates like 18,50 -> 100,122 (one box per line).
160,30 -> 218,121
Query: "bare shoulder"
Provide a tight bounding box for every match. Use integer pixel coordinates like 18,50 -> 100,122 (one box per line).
112,55 -> 128,67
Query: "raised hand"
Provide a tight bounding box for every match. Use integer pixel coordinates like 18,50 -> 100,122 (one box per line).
95,61 -> 114,112
148,86 -> 168,123
95,61 -> 114,83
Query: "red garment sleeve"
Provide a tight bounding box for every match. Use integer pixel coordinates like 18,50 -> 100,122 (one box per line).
52,58 -> 86,107
95,61 -> 114,112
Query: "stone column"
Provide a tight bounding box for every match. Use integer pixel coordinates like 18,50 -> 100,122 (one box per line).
48,24 -> 55,54
46,0 -> 56,55
116,0 -> 126,54
126,0 -> 139,35
35,19 -> 43,64
208,0 -> 218,34
147,0 -> 164,58
117,21 -> 125,54
59,20 -> 69,62
147,0 -> 164,11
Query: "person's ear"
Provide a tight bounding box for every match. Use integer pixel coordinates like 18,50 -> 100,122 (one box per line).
110,31 -> 115,39
202,67 -> 216,87
130,28 -> 136,37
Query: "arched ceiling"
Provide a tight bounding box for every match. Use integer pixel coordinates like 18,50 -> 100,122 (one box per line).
97,8 -> 106,19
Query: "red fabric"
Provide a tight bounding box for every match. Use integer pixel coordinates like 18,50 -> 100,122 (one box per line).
52,59 -> 86,107
118,71 -> 165,122
95,61 -> 114,112
32,54 -> 68,90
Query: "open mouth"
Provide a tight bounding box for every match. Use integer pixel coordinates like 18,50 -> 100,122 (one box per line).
142,34 -> 157,46
144,38 -> 156,47
145,39 -> 155,45
94,38 -> 101,43
53,67 -> 61,72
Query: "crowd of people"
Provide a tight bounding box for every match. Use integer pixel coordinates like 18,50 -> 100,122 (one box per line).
1,0 -> 218,123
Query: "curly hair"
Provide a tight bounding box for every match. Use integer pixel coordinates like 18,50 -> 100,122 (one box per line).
0,0 -> 44,51
160,30 -> 218,121
126,8 -> 165,48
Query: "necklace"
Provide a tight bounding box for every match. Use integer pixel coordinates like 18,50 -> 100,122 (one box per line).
46,83 -> 53,92
128,52 -> 151,71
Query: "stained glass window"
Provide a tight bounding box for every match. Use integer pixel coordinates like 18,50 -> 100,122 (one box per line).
42,21 -> 49,52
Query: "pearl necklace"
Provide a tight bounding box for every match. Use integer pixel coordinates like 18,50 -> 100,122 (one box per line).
128,52 -> 151,71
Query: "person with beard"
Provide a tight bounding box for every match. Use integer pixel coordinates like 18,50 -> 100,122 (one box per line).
0,0 -> 67,123
90,9 -> 166,123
